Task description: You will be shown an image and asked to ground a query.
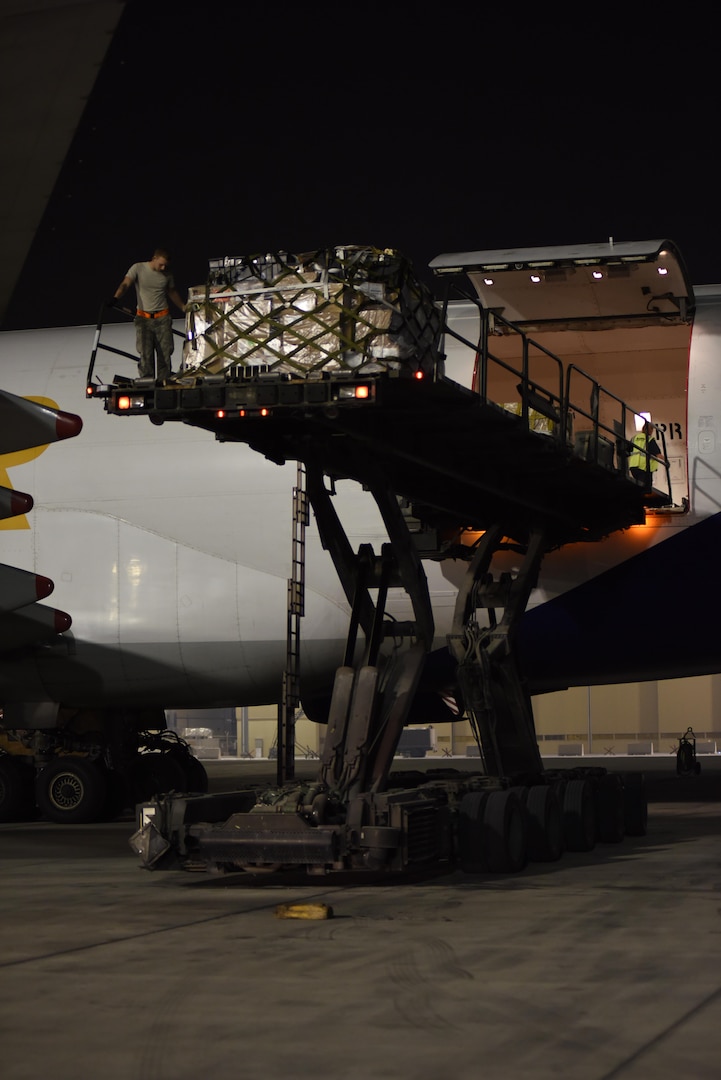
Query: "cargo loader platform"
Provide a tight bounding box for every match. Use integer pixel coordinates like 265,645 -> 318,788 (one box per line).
97,368 -> 668,550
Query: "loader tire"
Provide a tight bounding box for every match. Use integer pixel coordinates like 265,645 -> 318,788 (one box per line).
483,789 -> 527,873
595,774 -> 625,843
525,784 -> 563,862
458,791 -> 488,873
621,772 -> 648,836
563,778 -> 596,852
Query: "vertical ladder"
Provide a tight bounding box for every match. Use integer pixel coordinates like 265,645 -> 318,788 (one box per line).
277,462 -> 308,785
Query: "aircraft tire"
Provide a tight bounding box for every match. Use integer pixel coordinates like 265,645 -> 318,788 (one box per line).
134,752 -> 188,801
165,749 -> 208,793
98,766 -> 131,820
483,789 -> 527,873
621,772 -> 648,836
35,757 -> 107,824
595,774 -> 625,843
525,784 -> 564,862
0,756 -> 35,822
563,779 -> 596,852
457,791 -> 488,873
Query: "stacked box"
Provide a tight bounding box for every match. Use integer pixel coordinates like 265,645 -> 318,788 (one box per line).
180,246 -> 442,379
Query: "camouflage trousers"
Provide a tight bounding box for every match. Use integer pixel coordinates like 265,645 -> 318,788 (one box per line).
135,314 -> 174,380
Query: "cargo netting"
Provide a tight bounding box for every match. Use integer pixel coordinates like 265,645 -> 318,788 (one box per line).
179,246 -> 443,380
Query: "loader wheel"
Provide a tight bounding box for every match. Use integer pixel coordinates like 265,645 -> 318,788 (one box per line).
483,789 -> 527,873
563,778 -> 596,852
621,772 -> 648,836
35,758 -> 107,824
165,749 -> 208,793
525,785 -> 563,862
458,791 -> 488,873
134,752 -> 187,802
0,756 -> 35,822
595,774 -> 625,843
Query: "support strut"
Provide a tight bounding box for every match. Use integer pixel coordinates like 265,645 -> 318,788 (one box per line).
448,526 -> 546,778
306,462 -> 434,797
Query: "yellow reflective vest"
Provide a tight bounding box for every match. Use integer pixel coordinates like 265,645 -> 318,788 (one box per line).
629,433 -> 658,472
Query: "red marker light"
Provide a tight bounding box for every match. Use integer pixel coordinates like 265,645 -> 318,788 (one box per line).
86,385 -> 94,397
260,408 -> 269,417
239,409 -> 246,417
414,371 -> 424,380
216,409 -> 226,419
355,385 -> 369,399
117,395 -> 131,410
55,409 -> 83,438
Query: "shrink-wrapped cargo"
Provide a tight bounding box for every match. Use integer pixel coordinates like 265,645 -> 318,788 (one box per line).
180,246 -> 442,379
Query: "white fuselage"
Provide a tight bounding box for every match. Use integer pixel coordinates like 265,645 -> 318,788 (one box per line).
2,285 -> 721,708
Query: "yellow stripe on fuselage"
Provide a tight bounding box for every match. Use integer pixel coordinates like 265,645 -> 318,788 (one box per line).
0,396 -> 58,530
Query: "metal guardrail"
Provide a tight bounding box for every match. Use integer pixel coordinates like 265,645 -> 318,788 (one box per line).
440,295 -> 674,503
86,303 -> 186,390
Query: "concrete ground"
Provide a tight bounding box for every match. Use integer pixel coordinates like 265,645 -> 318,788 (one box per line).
1,762 -> 721,1080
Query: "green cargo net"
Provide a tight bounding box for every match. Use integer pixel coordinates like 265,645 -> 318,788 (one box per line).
180,246 -> 442,380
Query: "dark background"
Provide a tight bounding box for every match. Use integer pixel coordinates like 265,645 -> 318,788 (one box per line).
4,1 -> 719,329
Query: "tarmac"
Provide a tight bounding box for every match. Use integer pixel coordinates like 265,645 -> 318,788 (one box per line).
2,757 -> 721,1080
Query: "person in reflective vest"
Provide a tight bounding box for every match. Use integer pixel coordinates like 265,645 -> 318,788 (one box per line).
629,422 -> 660,489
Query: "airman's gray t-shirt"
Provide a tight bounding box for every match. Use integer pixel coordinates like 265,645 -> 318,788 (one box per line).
126,262 -> 175,312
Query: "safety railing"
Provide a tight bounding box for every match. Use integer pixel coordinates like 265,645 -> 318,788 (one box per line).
565,363 -> 672,503
86,303 -> 186,393
439,293 -> 674,502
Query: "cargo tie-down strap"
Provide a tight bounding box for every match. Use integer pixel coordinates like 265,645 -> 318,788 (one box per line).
181,246 -> 442,379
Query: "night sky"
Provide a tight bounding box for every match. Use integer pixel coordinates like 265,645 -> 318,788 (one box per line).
4,2 -> 720,329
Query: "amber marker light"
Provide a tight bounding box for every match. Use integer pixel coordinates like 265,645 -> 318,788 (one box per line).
86,385 -> 94,397
117,396 -> 131,410
355,385 -> 369,399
